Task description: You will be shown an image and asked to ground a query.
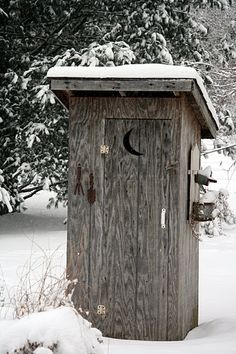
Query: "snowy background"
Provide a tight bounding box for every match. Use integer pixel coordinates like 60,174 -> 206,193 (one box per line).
1,150 -> 236,353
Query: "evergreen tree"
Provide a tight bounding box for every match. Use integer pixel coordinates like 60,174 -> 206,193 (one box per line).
0,0 -> 234,211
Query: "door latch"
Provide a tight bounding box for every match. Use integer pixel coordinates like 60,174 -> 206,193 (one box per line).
161,208 -> 166,229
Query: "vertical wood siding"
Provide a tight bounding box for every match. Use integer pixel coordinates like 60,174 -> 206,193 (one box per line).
67,95 -> 199,341
166,96 -> 182,340
102,119 -> 139,338
136,119 -> 171,340
178,95 -> 200,339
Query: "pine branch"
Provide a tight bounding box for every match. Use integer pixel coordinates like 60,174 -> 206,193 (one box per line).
21,180 -> 67,198
23,186 -> 43,200
29,4 -> 92,56
202,143 -> 236,155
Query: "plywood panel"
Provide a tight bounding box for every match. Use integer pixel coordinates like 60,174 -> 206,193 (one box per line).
67,95 -> 200,341
177,95 -> 200,339
68,97 -> 91,312
166,98 -> 182,340
68,97 -> 105,325
166,95 -> 200,340
189,144 -> 200,220
102,119 -> 139,338
101,118 -> 171,340
136,120 -> 171,340
50,78 -> 193,92
71,97 -> 178,120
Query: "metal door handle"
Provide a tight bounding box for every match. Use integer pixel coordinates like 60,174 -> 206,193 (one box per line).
161,208 -> 166,229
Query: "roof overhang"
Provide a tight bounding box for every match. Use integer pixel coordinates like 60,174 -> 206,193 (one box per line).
47,64 -> 219,139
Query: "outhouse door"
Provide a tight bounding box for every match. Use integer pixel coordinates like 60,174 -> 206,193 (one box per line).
100,118 -> 171,340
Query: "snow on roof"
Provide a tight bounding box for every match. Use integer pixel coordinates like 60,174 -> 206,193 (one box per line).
47,63 -> 200,80
47,64 -> 219,127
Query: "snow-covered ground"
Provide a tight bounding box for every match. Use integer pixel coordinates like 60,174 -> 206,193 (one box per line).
0,307 -> 103,354
1,152 -> 236,353
0,191 -> 67,291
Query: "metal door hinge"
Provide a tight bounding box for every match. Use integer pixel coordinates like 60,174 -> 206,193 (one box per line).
97,304 -> 106,315
100,145 -> 109,155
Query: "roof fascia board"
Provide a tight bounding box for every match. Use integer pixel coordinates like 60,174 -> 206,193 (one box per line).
49,77 -> 217,138
49,78 -> 193,92
191,80 -> 217,138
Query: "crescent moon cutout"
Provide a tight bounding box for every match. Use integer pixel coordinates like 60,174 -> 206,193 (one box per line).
123,129 -> 143,156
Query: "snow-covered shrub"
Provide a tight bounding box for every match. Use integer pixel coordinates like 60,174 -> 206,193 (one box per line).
203,188 -> 236,237
0,307 -> 103,354
12,270 -> 77,319
0,249 -> 104,354
0,245 -> 76,320
79,41 -> 136,67
0,171 -> 13,215
0,252 -> 102,353
0,280 -> 5,308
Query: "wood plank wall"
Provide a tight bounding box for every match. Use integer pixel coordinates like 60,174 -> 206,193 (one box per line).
177,94 -> 200,339
165,95 -> 182,340
67,96 -> 105,328
67,95 -> 199,341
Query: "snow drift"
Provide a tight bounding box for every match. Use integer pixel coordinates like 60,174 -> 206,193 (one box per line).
0,307 -> 103,354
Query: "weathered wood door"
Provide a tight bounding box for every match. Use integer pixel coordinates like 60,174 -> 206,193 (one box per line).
100,118 -> 171,340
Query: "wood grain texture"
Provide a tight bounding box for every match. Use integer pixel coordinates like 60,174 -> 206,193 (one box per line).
191,82 -> 218,138
136,120 -> 171,340
177,95 -> 200,339
165,95 -> 200,340
166,97 -> 182,340
73,97 -> 177,120
189,144 -> 200,220
50,78 -> 193,92
67,96 -> 91,313
102,119 -> 139,338
68,96 -> 105,324
50,76 -> 218,139
67,95 -> 200,341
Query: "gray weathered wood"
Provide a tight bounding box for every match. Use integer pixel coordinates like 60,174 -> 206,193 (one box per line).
67,95 -> 201,341
176,95 -> 200,338
136,119 -> 171,340
189,144 -> 200,220
49,68 -> 218,140
188,82 -> 218,138
165,97 -> 181,340
68,96 -> 105,326
67,97 -> 91,313
101,119 -> 139,338
50,78 -> 193,92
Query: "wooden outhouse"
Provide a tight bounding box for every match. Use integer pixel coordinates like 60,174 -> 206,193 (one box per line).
47,64 -> 218,341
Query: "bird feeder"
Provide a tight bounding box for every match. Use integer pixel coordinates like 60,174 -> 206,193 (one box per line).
47,64 -> 219,341
192,165 -> 217,222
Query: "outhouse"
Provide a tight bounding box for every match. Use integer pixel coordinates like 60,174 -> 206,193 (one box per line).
47,64 -> 218,341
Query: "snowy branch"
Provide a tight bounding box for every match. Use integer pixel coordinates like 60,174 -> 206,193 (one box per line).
202,143 -> 236,155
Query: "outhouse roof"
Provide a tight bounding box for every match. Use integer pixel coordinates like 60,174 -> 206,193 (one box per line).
47,64 -> 219,138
